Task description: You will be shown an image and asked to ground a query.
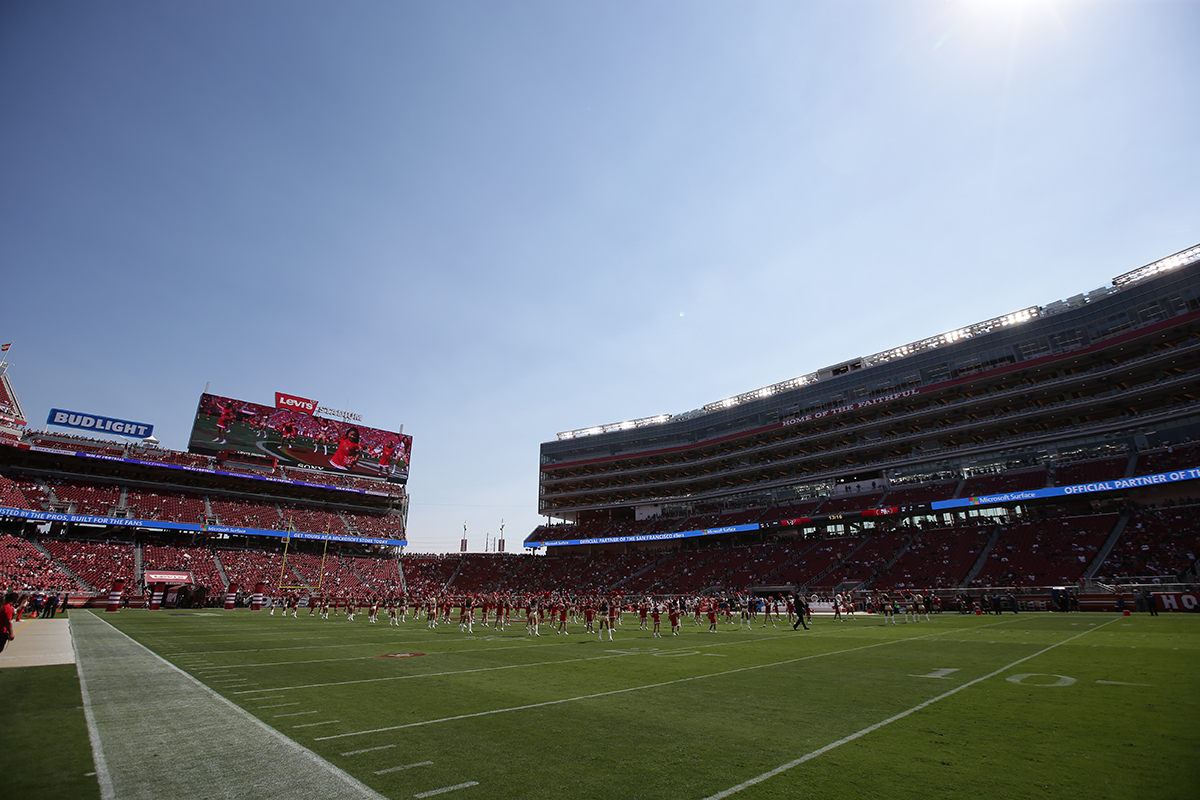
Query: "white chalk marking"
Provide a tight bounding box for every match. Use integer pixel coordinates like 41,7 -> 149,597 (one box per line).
343,744 -> 397,757
908,668 -> 961,679
373,760 -> 433,775
414,781 -> 479,798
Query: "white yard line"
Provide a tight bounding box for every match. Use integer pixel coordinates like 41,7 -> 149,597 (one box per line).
373,760 -> 433,775
414,781 -> 479,798
343,744 -> 397,757
697,618 -> 1119,800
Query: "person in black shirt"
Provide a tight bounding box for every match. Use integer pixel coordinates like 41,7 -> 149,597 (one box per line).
791,591 -> 809,631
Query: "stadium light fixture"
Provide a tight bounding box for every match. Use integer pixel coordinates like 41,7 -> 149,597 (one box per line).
1112,243 -> 1200,289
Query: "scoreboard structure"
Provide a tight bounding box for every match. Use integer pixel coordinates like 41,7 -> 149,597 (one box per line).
188,392 -> 411,485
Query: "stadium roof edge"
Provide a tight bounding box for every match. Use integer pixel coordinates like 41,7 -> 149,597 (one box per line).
554,242 -> 1200,442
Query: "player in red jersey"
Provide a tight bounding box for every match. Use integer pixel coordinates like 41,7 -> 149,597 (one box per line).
213,403 -> 236,444
329,427 -> 365,471
278,421 -> 299,451
377,442 -> 396,477
1,592 -> 16,654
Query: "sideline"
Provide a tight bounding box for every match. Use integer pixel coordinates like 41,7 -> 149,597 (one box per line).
71,611 -> 387,800
697,617 -> 1119,800
0,617 -> 75,668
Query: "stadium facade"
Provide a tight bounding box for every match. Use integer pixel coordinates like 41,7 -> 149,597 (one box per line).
0,376 -> 409,602
531,244 -> 1200,551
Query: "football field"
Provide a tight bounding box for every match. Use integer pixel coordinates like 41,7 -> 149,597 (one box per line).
8,608 -> 1198,799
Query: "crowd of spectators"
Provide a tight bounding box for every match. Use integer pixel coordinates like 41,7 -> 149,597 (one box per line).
143,542 -> 225,596
209,498 -> 283,529
1099,505 -> 1200,580
1133,440 -> 1200,476
125,490 -> 208,524
46,480 -> 124,517
959,468 -> 1048,497
972,514 -> 1117,587
0,534 -> 83,593
1054,456 -> 1129,485
40,539 -> 136,592
0,475 -> 37,509
1,493 -> 1195,604
873,526 -> 991,589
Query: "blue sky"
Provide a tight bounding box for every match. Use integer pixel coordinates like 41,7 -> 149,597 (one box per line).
1,0 -> 1197,553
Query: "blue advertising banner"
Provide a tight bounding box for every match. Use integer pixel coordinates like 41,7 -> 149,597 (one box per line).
0,505 -> 406,547
528,522 -> 761,549
47,408 -> 154,438
930,467 -> 1200,511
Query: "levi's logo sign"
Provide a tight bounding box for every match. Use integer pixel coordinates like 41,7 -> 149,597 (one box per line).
275,393 -> 319,414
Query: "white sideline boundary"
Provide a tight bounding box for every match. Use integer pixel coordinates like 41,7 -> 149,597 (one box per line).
71,611 -> 386,800
697,617 -> 1119,800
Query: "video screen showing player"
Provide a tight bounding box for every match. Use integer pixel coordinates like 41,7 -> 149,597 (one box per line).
187,393 -> 411,482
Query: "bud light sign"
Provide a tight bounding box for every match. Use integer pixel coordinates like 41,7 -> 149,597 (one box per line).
48,409 -> 154,438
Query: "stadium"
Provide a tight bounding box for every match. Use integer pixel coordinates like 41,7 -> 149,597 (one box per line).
2,244 -> 1198,799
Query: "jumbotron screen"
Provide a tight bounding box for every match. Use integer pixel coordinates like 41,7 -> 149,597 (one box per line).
187,393 -> 410,483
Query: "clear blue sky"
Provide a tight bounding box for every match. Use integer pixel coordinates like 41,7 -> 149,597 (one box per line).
1,1 -> 1197,553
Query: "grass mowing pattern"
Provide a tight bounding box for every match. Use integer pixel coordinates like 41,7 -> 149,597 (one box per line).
87,611 -> 1199,799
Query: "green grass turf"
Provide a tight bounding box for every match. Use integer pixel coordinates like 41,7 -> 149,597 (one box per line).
0,661 -> 101,800
33,610 -> 1200,799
